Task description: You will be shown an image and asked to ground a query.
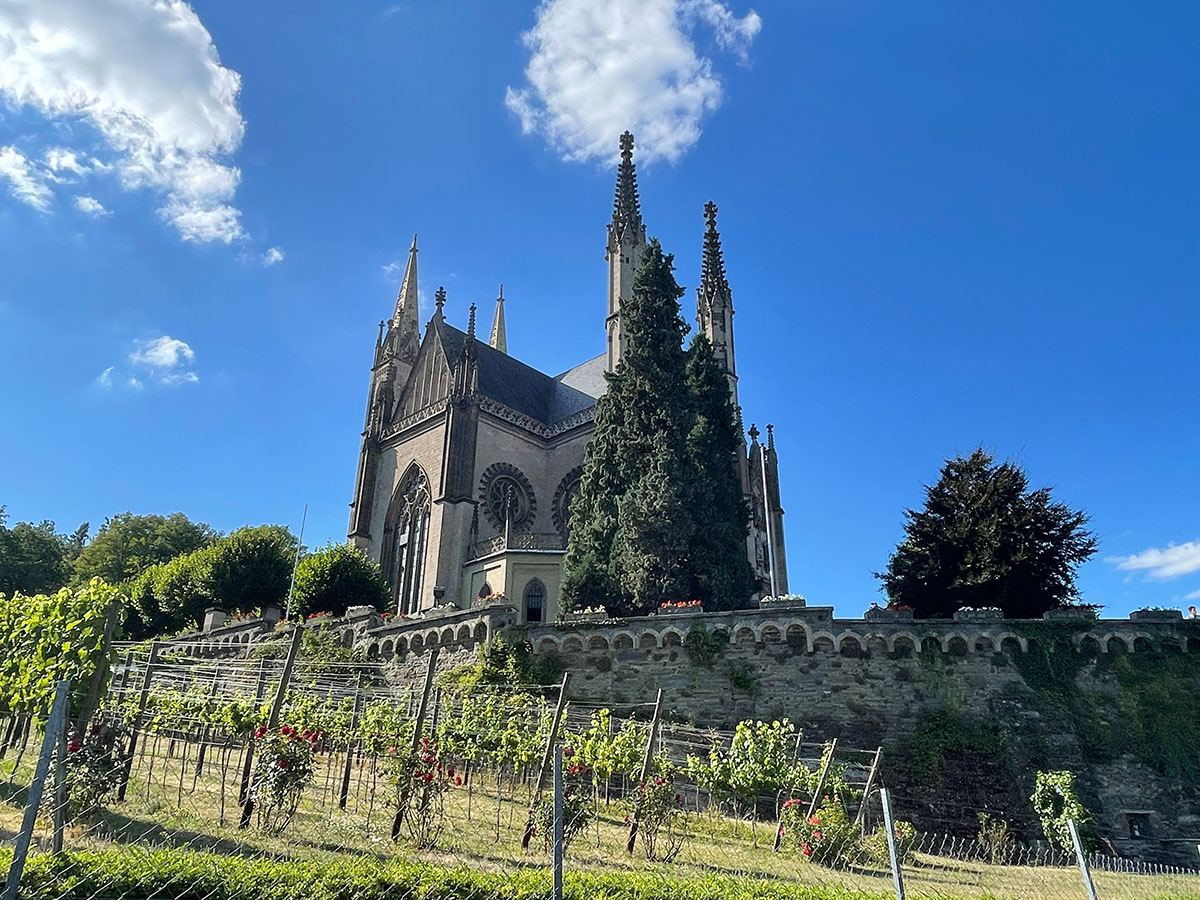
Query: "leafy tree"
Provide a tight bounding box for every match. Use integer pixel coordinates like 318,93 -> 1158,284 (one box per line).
0,515 -> 72,596
876,449 -> 1098,618
72,512 -> 216,587
684,334 -> 753,609
292,543 -> 389,618
202,524 -> 297,614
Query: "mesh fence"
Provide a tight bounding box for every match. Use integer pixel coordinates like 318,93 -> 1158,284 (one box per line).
2,639 -> 1198,900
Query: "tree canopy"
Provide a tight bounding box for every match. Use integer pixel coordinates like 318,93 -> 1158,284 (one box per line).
292,543 -> 390,618
0,506 -> 86,597
876,449 -> 1098,618
562,240 -> 752,616
71,512 -> 216,587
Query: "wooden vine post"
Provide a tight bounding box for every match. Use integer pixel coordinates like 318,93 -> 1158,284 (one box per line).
854,746 -> 885,829
805,738 -> 839,821
339,674 -> 366,810
75,600 -> 120,734
521,672 -> 572,849
625,688 -> 665,855
117,641 -> 160,802
772,728 -> 805,852
239,624 -> 304,829
391,648 -> 440,841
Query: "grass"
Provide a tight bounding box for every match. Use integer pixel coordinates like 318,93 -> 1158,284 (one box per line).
2,733 -> 1199,900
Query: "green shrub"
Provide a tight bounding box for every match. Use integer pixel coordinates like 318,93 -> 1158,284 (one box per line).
292,543 -> 389,617
1031,770 -> 1095,852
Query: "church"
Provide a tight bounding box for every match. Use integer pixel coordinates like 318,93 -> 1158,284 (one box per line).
348,132 -> 788,623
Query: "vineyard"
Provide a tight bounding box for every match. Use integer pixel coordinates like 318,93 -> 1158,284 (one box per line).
1,596 -> 1199,900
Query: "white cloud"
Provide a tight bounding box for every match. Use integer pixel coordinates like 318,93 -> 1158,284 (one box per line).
0,145 -> 52,210
0,0 -> 247,243
1108,541 -> 1200,580
262,246 -> 285,266
74,195 -> 109,216
97,366 -> 114,388
505,0 -> 762,165
129,335 -> 195,369
382,259 -> 403,278
161,370 -> 200,385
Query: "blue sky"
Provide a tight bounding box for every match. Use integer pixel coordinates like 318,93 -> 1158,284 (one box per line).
1,0 -> 1197,617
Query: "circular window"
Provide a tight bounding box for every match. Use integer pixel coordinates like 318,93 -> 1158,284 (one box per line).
479,463 -> 536,531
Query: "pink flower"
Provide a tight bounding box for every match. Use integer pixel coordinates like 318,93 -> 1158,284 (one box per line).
454,776 -> 462,786
67,739 -> 82,753
802,842 -> 812,857
809,816 -> 820,825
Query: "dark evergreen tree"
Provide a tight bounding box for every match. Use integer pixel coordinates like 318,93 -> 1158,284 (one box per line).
877,449 -> 1098,618
685,334 -> 754,608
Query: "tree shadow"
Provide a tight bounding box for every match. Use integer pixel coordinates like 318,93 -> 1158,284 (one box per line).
90,810 -> 265,860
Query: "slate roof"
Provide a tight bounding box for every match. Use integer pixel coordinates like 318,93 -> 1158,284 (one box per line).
434,319 -> 600,427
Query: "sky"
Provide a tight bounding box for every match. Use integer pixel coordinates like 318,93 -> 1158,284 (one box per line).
1,0 -> 1198,618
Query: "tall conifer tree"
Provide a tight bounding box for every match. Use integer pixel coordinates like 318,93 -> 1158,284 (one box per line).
685,334 -> 754,608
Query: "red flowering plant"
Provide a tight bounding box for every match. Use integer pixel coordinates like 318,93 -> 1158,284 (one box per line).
779,796 -> 862,867
530,747 -> 594,855
249,724 -> 318,834
626,765 -> 689,862
387,737 -> 455,849
658,600 -> 703,610
45,720 -> 127,822
862,818 -> 917,866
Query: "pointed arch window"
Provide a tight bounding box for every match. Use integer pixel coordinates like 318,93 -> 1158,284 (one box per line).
383,464 -> 431,615
523,578 -> 546,624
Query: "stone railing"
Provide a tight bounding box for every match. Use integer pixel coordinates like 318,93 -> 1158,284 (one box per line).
469,531 -> 566,560
357,604 -> 519,662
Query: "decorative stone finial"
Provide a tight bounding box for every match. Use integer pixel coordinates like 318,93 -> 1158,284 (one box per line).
748,423 -> 760,444
467,302 -> 477,338
766,423 -> 775,450
704,200 -> 718,229
434,286 -> 446,317
619,130 -> 634,160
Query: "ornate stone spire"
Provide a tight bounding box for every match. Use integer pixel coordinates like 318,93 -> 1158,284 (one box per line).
766,423 -> 775,451
489,285 -> 507,354
610,131 -> 643,245
433,285 -> 446,320
605,131 -> 647,372
466,302 -> 477,340
698,201 -> 731,315
388,234 -> 420,362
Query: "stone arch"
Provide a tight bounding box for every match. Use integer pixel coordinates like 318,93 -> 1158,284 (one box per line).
760,625 -> 782,644
638,631 -> 659,649
974,636 -> 996,653
922,635 -> 942,655
242,632 -> 252,644
662,629 -> 684,647
867,636 -> 889,657
946,635 -> 969,657
381,639 -> 395,660
536,636 -> 561,654
457,624 -> 473,644
997,632 -> 1027,653
587,634 -> 611,651
785,623 -> 809,650
365,642 -> 379,660
1000,635 -> 1022,655
811,634 -> 836,653
395,637 -> 408,658
839,635 -> 865,658
410,634 -> 424,654
474,622 -> 488,643
1133,635 -> 1154,653
890,634 -> 917,658
562,635 -> 584,653
440,626 -> 456,647
734,626 -> 756,645
1078,635 -> 1101,656
613,631 -> 635,650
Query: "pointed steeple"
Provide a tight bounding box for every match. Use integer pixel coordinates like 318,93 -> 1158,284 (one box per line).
610,131 -> 643,245
698,201 -> 731,314
489,285 -> 507,354
605,131 -> 648,372
387,234 -> 420,362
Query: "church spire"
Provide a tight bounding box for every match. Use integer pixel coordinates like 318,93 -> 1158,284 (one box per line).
695,201 -> 738,405
605,131 -> 647,372
387,234 -> 420,362
610,131 -> 643,244
489,285 -> 507,354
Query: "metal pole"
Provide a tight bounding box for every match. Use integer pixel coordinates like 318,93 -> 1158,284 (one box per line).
760,442 -> 778,597
3,682 -> 70,900
1068,819 -> 1100,900
880,787 -> 907,900
284,504 -> 308,620
523,672 -> 573,849
51,706 -> 68,855
553,743 -> 564,900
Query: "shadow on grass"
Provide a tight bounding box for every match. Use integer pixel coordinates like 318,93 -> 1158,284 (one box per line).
89,809 -> 265,860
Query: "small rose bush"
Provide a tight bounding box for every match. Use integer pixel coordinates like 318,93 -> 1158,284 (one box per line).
46,721 -> 127,822
249,724 -> 318,834
627,773 -> 688,862
388,737 -> 456,849
530,748 -> 594,855
780,797 -> 861,866
862,818 -> 917,866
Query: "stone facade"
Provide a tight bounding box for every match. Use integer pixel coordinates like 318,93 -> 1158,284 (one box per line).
347,132 -> 789,623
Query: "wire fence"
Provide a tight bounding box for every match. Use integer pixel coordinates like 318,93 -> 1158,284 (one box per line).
2,638 -> 1199,900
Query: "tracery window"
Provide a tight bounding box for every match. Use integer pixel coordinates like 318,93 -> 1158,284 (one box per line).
383,464 -> 431,615
523,578 -> 546,624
